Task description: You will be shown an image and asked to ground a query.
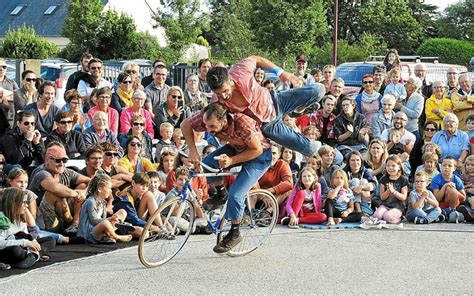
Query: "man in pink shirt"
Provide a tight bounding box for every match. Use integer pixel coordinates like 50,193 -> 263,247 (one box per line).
189,56 -> 325,164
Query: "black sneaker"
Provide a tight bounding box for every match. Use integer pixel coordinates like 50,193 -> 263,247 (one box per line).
281,216 -> 290,225
213,232 -> 243,253
436,213 -> 446,223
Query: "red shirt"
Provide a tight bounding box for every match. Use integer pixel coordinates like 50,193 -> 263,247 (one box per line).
258,159 -> 293,195
210,58 -> 276,124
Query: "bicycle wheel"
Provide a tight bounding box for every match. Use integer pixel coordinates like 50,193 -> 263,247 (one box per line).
138,197 -> 195,268
216,189 -> 278,257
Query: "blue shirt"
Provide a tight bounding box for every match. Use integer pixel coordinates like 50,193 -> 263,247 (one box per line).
432,130 -> 469,161
430,173 -> 464,192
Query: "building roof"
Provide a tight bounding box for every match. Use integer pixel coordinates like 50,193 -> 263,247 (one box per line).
0,0 -> 108,37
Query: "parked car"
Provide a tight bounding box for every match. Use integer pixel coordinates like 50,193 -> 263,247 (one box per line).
40,62 -> 78,108
336,60 -> 468,95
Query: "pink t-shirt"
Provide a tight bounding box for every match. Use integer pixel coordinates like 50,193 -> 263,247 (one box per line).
211,58 -> 276,124
119,107 -> 154,138
88,106 -> 119,136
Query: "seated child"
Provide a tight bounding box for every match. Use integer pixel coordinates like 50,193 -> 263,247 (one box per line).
415,152 -> 439,184
78,173 -> 132,243
281,167 -> 327,229
430,157 -> 466,223
406,171 -> 442,224
458,155 -> 474,222
147,171 -> 166,207
325,169 -> 363,225
387,129 -> 405,156
155,122 -> 177,161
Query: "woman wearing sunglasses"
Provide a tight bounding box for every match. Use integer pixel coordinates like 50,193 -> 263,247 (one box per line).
118,114 -> 153,160
14,70 -> 38,120
116,136 -> 156,179
119,90 -> 154,137
154,86 -> 191,137
111,72 -> 134,113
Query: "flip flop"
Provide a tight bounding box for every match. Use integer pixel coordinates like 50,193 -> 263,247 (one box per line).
98,237 -> 116,244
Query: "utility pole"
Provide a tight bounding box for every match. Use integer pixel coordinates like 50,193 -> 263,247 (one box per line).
332,0 -> 338,66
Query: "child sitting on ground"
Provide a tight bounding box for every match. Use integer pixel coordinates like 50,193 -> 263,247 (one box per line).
430,156 -> 466,223
415,152 -> 439,184
325,169 -> 363,225
147,171 -> 166,207
406,171 -> 442,224
458,155 -> 474,222
281,167 -> 327,229
78,172 -> 132,244
155,122 -> 177,161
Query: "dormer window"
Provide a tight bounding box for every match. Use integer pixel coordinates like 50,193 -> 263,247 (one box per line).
44,5 -> 58,15
10,5 -> 25,15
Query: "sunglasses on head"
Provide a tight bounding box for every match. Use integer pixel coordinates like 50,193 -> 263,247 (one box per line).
133,122 -> 145,127
122,80 -> 133,84
22,121 -> 35,126
105,151 -> 119,157
49,157 -> 69,164
25,78 -> 36,82
130,142 -> 142,147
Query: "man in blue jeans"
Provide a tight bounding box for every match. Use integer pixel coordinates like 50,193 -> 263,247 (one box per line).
186,56 -> 325,166
181,103 -> 271,253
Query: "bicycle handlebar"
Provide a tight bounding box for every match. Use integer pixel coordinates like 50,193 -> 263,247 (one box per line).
177,149 -> 221,173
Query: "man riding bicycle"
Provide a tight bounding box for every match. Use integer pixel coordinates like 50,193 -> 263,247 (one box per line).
181,103 -> 271,253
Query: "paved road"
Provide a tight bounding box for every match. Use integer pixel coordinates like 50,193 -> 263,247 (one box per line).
1,224 -> 473,295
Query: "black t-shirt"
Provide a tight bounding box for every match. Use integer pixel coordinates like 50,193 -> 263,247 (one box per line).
379,175 -> 409,212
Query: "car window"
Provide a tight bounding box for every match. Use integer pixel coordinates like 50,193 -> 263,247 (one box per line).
40,66 -> 61,82
335,64 -> 374,86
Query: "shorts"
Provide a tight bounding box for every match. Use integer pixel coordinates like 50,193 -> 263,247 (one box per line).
39,199 -> 61,232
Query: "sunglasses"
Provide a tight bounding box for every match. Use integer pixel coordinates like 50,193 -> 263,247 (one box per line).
25,78 -> 37,82
170,95 -> 182,100
90,66 -> 102,70
0,65 -> 6,69
130,142 -> 142,147
23,121 -> 35,126
105,151 -> 119,157
98,95 -> 111,99
425,128 -> 437,132
122,80 -> 133,84
69,100 -> 81,105
133,122 -> 145,127
49,157 -> 69,164
0,162 -> 5,165
59,120 -> 73,125
126,70 -> 137,74
362,81 -> 374,84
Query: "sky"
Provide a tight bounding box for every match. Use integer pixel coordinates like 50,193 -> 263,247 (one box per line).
423,0 -> 457,12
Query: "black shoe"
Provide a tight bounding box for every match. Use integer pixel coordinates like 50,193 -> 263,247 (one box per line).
116,221 -> 135,234
437,213 -> 446,223
458,205 -> 474,223
213,232 -> 243,253
12,253 -> 38,269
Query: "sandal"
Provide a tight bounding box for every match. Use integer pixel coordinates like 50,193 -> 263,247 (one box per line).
98,237 -> 116,244
115,220 -> 135,234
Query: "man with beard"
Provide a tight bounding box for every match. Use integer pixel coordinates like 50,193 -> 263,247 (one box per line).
181,102 -> 271,253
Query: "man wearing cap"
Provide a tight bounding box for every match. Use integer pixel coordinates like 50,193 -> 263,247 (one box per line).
292,53 -> 315,87
28,142 -> 90,234
185,55 -> 326,166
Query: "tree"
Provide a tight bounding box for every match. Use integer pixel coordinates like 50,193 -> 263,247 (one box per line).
2,25 -> 58,59
250,0 -> 329,66
436,0 -> 474,41
152,0 -> 210,62
206,0 -> 263,62
61,0 -> 163,61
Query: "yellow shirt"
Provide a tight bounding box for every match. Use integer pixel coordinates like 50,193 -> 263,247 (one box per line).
117,156 -> 157,173
425,95 -> 453,129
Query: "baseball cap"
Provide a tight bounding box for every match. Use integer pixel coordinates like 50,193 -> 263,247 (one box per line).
296,53 -> 307,62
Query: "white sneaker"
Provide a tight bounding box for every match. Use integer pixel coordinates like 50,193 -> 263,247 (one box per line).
359,221 -> 382,230
194,218 -> 208,228
168,216 -> 190,232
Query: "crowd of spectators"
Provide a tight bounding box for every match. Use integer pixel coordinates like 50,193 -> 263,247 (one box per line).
0,48 -> 473,270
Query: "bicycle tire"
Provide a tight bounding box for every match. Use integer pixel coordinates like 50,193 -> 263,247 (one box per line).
138,196 -> 195,268
216,189 -> 278,257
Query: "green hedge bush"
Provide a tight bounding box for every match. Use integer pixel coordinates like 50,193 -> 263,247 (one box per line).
416,38 -> 474,66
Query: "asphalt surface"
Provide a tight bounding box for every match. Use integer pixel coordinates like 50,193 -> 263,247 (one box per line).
1,223 -> 473,295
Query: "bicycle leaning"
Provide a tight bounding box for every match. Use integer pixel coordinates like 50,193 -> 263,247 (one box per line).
137,164 -> 278,268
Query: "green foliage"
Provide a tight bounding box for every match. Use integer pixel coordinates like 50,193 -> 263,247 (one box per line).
61,0 -> 163,61
436,0 -> 474,41
153,0 -> 210,63
313,34 -> 387,66
251,0 -> 328,64
416,38 -> 474,66
196,36 -> 209,47
2,25 -> 59,59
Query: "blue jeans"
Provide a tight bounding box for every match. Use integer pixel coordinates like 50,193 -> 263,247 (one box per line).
262,84 -> 325,157
406,207 -> 442,223
203,145 -> 272,221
